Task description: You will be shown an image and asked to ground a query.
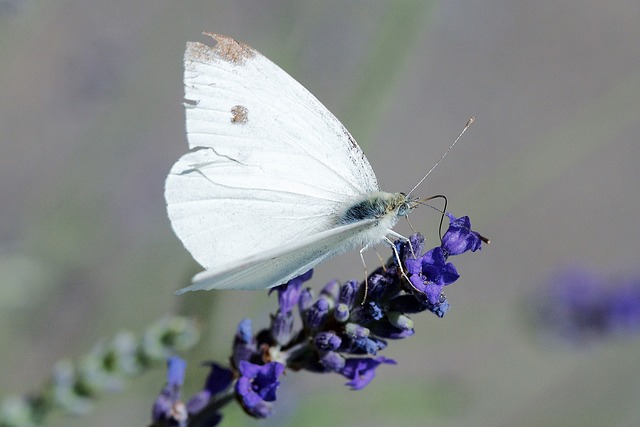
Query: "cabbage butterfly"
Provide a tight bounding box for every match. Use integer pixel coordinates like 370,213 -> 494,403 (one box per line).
166,33 -> 426,294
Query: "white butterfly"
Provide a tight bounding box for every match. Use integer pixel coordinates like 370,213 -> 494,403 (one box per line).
165,33 -> 416,294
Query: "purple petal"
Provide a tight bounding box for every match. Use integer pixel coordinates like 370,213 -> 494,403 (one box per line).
442,214 -> 482,256
341,356 -> 396,390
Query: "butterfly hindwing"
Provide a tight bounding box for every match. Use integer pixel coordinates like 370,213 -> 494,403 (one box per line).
178,218 -> 378,292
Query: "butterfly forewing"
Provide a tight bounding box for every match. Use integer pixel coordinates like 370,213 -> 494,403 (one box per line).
165,33 -> 379,272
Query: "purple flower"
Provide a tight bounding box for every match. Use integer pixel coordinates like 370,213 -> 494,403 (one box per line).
387,292 -> 450,317
151,224 -> 484,422
342,323 -> 387,354
166,357 -> 186,388
428,294 -> 450,318
321,279 -> 341,301
368,314 -> 415,339
232,319 -> 257,368
235,361 -> 285,418
270,270 -> 312,314
334,303 -> 350,322
534,267 -> 640,343
298,287 -> 314,312
320,351 -> 346,372
399,233 -> 425,264
314,331 -> 342,351
152,357 -> 187,426
354,301 -> 384,323
271,311 -> 295,346
186,362 -> 233,415
339,280 -> 361,308
406,247 -> 459,304
366,268 -> 400,301
345,323 -> 370,340
441,214 -> 483,256
305,298 -> 330,329
341,356 -> 396,390
607,280 -> 640,332
349,336 -> 387,355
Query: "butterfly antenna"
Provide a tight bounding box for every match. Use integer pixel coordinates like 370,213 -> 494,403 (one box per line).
429,194 -> 448,240
407,117 -> 475,198
410,194 -> 448,239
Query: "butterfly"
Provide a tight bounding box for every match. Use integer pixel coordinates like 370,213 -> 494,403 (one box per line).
165,33 -> 420,294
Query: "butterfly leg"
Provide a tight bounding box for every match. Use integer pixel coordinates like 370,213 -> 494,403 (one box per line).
374,249 -> 387,272
359,245 -> 370,304
384,236 -> 421,294
386,230 -> 416,259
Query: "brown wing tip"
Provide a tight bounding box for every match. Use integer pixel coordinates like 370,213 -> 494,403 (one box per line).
186,32 -> 257,65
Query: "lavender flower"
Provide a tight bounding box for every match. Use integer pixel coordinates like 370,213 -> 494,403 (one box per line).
152,360 -> 234,427
270,269 -> 311,314
403,213 -> 486,305
532,267 -> 640,344
235,361 -> 284,418
151,214 -> 485,424
341,356 -> 397,390
232,319 -> 257,367
441,213 -> 483,256
185,363 -> 233,425
406,247 -> 459,304
151,357 -> 187,427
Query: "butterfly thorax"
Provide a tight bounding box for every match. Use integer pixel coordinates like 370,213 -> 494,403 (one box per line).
337,192 -> 409,226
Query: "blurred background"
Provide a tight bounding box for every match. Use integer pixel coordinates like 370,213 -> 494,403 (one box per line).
2,0 -> 640,426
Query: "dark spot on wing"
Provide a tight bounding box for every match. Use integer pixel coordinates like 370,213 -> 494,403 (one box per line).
341,125 -> 358,150
231,105 -> 249,124
184,98 -> 199,108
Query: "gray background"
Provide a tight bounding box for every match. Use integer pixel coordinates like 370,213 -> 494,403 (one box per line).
1,1 -> 640,426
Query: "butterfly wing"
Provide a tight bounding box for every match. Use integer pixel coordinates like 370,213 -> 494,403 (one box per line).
165,33 -> 379,271
177,218 -> 378,293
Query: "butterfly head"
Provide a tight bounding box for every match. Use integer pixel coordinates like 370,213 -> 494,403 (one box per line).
395,193 -> 413,217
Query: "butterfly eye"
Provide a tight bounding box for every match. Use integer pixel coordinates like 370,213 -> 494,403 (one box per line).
397,202 -> 411,217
